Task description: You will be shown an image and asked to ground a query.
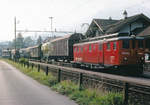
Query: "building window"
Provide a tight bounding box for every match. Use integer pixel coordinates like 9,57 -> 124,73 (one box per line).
113,42 -> 117,50
132,40 -> 135,49
146,39 -> 150,49
122,40 -> 129,49
138,40 -> 143,48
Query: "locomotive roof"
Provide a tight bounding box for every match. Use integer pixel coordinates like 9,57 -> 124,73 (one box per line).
74,36 -> 144,46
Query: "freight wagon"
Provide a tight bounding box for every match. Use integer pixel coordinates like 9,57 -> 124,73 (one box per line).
41,33 -> 83,62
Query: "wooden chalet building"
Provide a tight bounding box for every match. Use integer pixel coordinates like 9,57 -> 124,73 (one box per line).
138,26 -> 150,59
86,13 -> 150,38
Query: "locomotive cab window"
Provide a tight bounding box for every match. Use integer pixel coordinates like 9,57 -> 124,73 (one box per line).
138,40 -> 143,48
122,40 -> 129,49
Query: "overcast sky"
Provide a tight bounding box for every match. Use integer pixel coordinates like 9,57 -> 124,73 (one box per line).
0,0 -> 150,41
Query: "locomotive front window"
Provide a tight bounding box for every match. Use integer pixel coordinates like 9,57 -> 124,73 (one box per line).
138,40 -> 143,48
113,42 -> 117,50
122,40 -> 129,49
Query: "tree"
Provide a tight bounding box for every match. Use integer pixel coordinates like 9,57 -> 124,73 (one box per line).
24,36 -> 35,47
36,36 -> 42,45
11,33 -> 24,49
16,33 -> 24,49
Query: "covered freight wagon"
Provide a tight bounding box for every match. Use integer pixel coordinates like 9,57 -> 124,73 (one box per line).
29,45 -> 42,60
41,33 -> 83,61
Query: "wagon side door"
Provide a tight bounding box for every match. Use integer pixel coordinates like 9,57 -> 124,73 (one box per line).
98,42 -> 104,64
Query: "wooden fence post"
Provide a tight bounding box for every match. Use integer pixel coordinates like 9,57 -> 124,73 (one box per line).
46,66 -> 49,76
123,82 -> 129,105
38,64 -> 40,72
27,62 -> 29,68
79,73 -> 83,91
32,63 -> 34,69
58,69 -> 61,82
24,63 -> 25,67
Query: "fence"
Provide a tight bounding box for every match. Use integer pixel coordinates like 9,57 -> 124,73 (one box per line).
23,61 -> 150,105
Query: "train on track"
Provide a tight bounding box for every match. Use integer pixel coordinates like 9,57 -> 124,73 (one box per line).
2,33 -> 147,75
73,34 -> 145,74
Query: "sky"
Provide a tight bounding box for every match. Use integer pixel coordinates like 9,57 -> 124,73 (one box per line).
0,0 -> 150,41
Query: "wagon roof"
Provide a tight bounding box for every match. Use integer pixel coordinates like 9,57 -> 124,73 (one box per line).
26,45 -> 39,50
51,34 -> 71,42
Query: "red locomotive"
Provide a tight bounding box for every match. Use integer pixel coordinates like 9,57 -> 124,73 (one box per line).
73,34 -> 145,75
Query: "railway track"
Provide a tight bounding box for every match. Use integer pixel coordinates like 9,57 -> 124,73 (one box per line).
31,59 -> 150,78
30,60 -> 150,86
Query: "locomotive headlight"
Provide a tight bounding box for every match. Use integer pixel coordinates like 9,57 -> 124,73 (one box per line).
124,57 -> 128,61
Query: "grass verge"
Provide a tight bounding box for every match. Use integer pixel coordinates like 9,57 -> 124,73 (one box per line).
5,59 -> 124,105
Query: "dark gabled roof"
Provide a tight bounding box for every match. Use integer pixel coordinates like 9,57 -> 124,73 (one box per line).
93,19 -> 119,31
86,19 -> 119,35
105,13 -> 150,34
86,13 -> 150,37
138,26 -> 150,37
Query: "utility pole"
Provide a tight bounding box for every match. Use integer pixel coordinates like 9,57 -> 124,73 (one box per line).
49,17 -> 53,37
14,17 -> 16,61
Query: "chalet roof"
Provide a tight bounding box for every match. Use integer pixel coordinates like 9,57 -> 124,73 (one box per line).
93,19 -> 119,31
105,13 -> 150,34
138,26 -> 150,37
86,13 -> 150,36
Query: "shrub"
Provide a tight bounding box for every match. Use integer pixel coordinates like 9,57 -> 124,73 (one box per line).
19,58 -> 28,64
52,80 -> 79,95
